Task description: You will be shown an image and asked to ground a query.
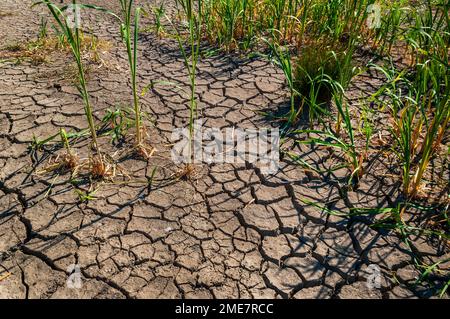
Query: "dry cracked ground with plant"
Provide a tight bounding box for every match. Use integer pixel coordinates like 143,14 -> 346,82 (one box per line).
0,0 -> 448,299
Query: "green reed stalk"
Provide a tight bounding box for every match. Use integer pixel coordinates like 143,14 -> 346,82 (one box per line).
118,0 -> 143,147
263,37 -> 297,129
333,88 -> 361,184
291,85 -> 362,187
169,0 -> 202,161
34,0 -> 101,153
409,59 -> 450,198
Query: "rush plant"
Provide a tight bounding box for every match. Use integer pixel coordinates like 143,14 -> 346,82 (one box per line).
291,85 -> 365,187
263,37 -> 299,130
34,0 -> 101,154
170,0 -> 202,164
152,3 -> 166,37
59,128 -> 79,173
34,0 -> 123,178
371,56 -> 449,199
118,0 -> 153,157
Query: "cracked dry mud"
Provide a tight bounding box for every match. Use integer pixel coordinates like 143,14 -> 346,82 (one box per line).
0,0 -> 448,299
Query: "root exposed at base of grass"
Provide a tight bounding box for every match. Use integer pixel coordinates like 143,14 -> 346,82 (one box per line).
37,151 -> 80,176
135,143 -> 156,160
89,153 -> 121,180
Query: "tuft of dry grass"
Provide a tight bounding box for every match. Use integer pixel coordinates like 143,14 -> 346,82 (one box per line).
37,151 -> 80,176
0,32 -> 111,67
90,153 -> 117,180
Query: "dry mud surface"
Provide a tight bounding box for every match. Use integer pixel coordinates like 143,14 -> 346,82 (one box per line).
0,0 -> 448,299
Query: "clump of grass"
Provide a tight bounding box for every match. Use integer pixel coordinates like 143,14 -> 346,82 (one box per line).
34,0 -> 100,154
37,128 -> 80,176
30,128 -> 90,154
89,153 -> 117,179
38,17 -> 48,41
101,107 -> 134,145
196,0 -> 377,52
286,39 -> 356,127
74,186 -> 99,202
292,87 -> 366,188
371,11 -> 449,200
118,0 -> 154,158
0,42 -> 32,63
167,0 -> 202,177
293,39 -> 355,97
262,38 -> 298,129
262,35 -> 357,131
59,128 -> 79,173
152,2 -> 166,37
371,0 -> 407,56
392,0 -> 448,199
0,17 -> 109,66
33,0 -> 122,179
